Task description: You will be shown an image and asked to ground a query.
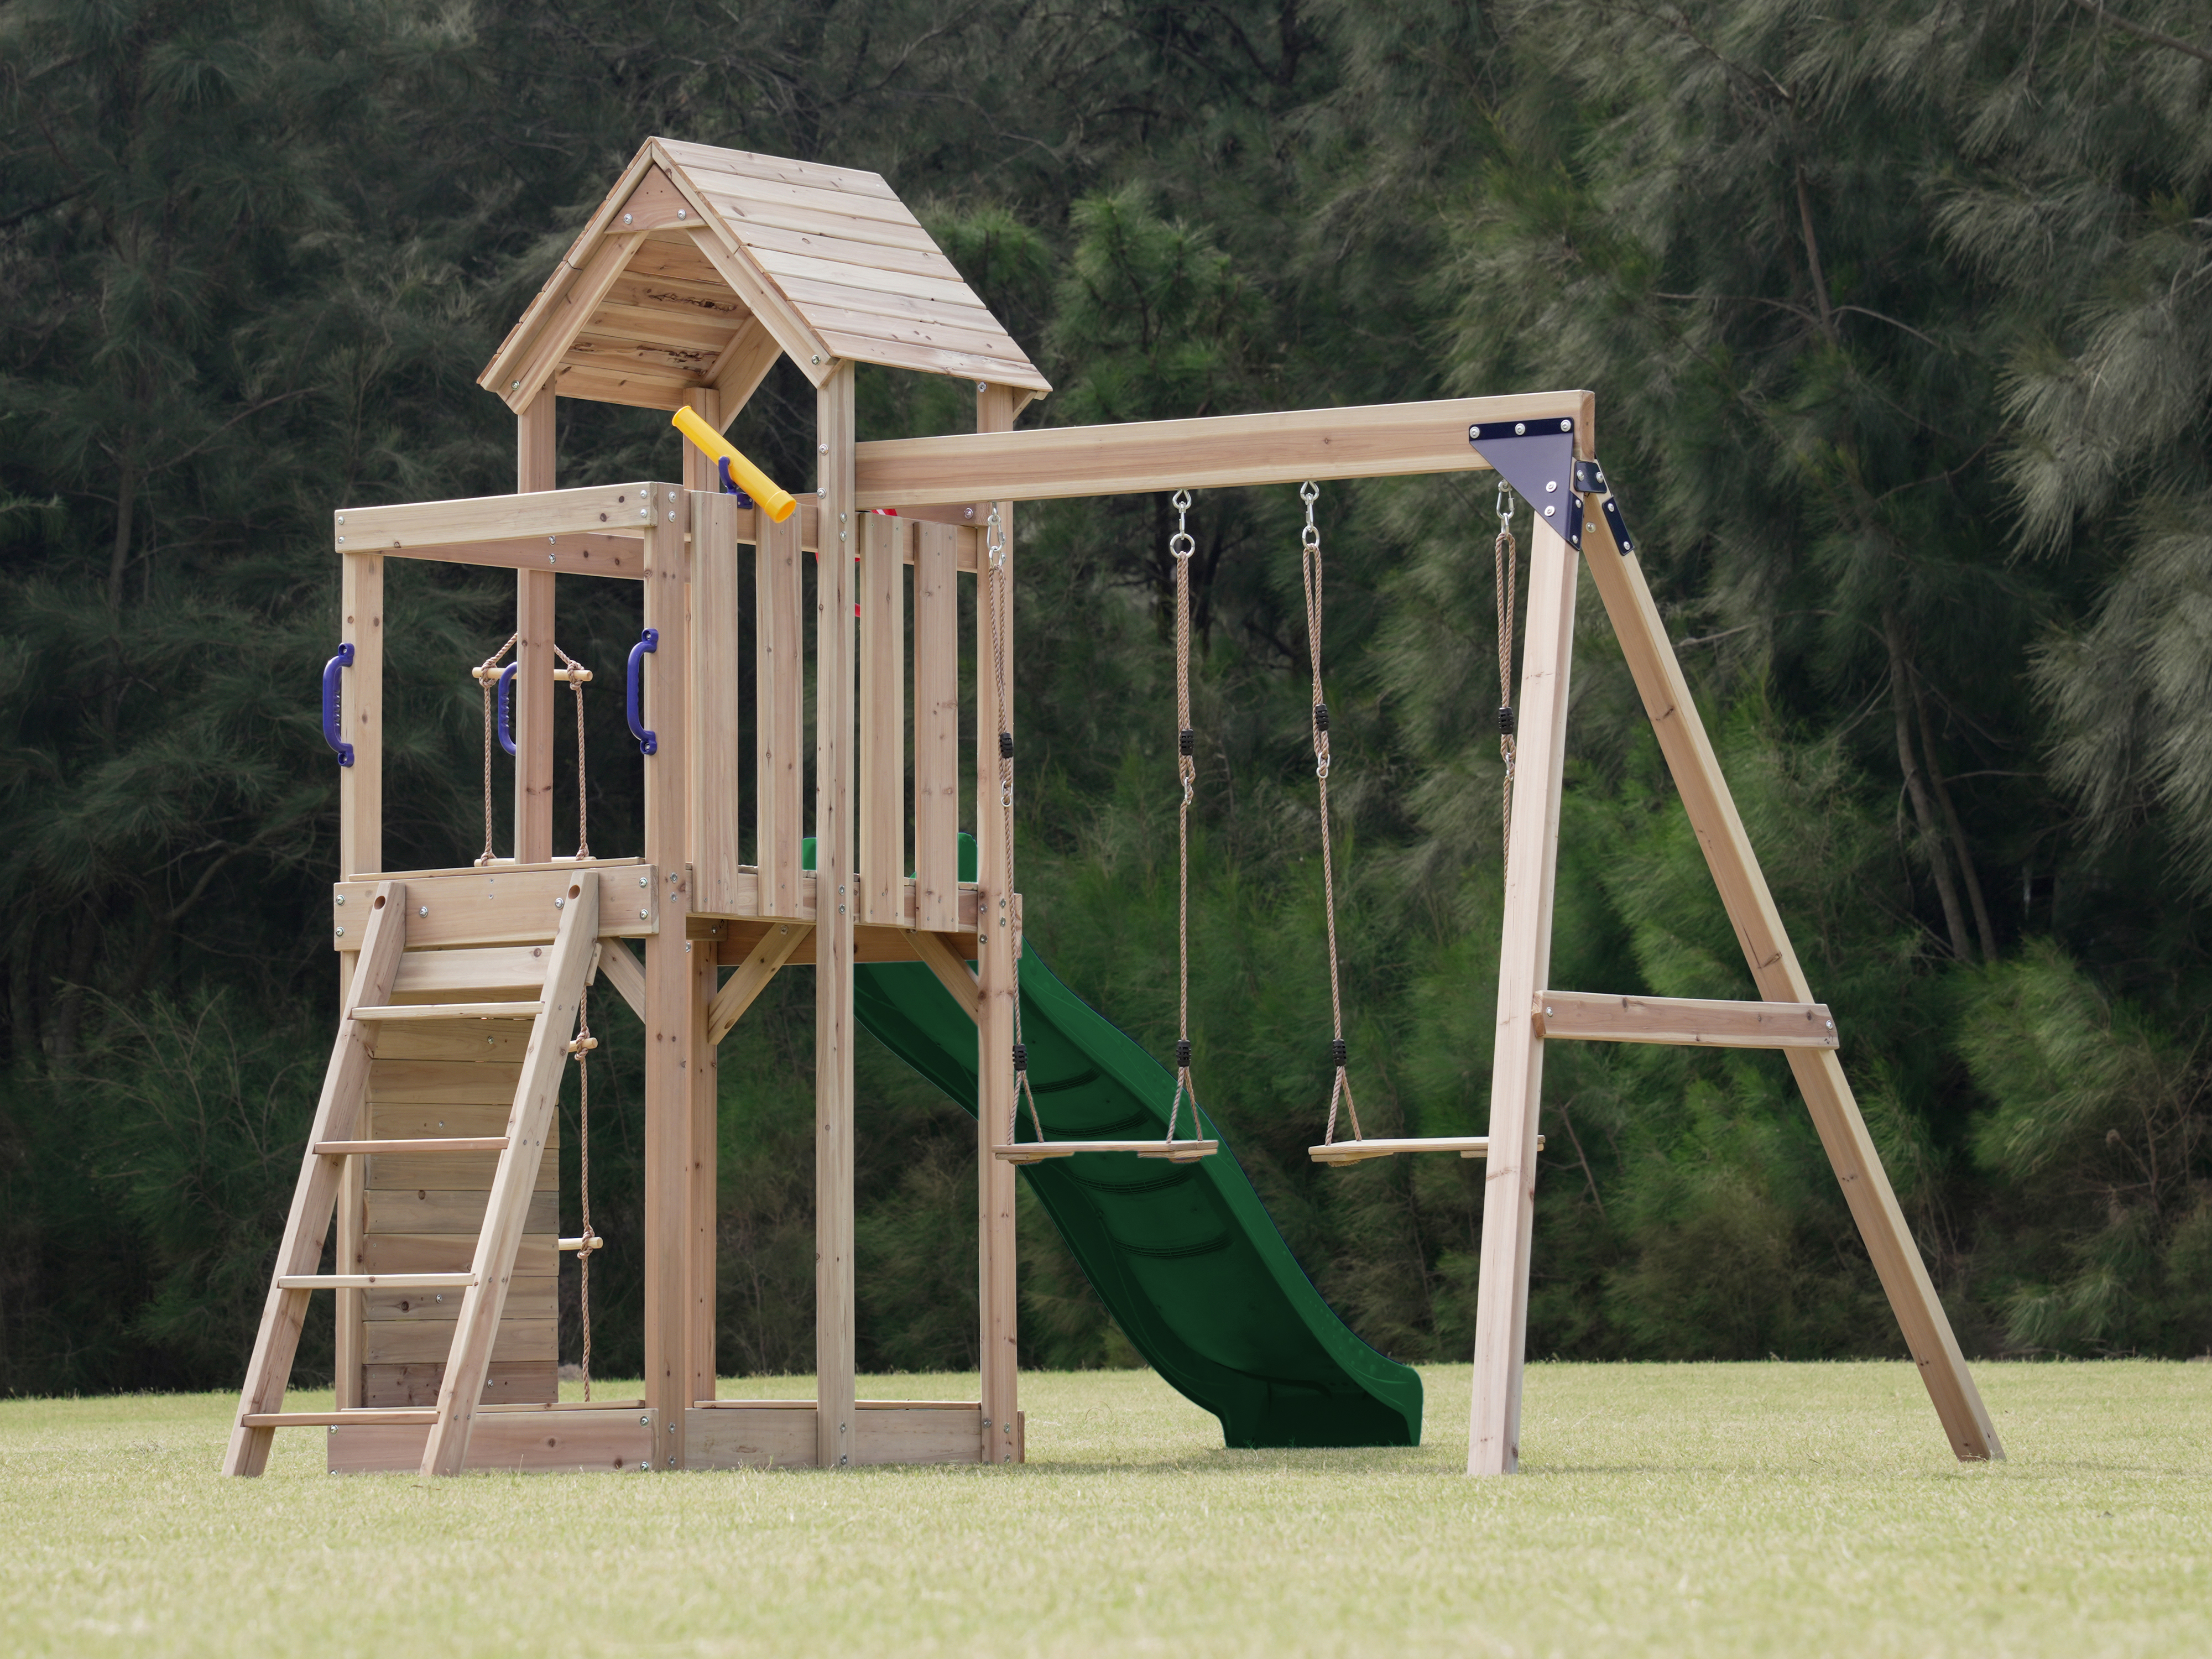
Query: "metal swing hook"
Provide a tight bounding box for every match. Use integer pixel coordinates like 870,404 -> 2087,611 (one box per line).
1496,479 -> 1515,528
1170,488 -> 1195,561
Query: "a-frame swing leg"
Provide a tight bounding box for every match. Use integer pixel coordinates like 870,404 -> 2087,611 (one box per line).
1468,518 -> 1579,1476
1577,515 -> 2001,1464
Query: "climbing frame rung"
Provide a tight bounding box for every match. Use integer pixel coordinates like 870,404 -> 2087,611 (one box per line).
349,1001 -> 542,1022
241,1409 -> 439,1428
275,1274 -> 478,1290
315,1138 -> 509,1156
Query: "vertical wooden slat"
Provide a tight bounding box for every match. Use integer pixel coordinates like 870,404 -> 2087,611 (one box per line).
689,932 -> 720,1415
758,508 -> 805,918
974,382 -> 1021,1464
690,488 -> 744,913
639,503 -> 696,1474
419,873 -> 598,1477
912,519 -> 961,933
816,364 -> 860,1468
513,387 -> 558,862
1577,511 -> 2002,1463
1468,518 -> 1578,1477
223,882 -> 408,1477
334,551 -> 383,1408
859,513 -> 906,926
680,388 -> 718,493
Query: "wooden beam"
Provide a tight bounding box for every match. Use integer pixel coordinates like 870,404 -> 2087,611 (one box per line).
816,362 -> 859,1469
910,930 -> 978,1022
706,924 -> 810,1044
686,226 -> 836,389
1535,991 -> 1837,1049
597,938 -> 646,1022
639,502 -> 696,1475
851,392 -> 1594,508
503,231 -> 650,410
1468,517 -> 1578,1478
1575,509 -> 2001,1464
975,381 -> 1021,1465
758,505 -> 806,921
691,487 -> 745,915
334,482 -> 670,551
356,533 -> 646,579
332,547 -> 383,1409
333,863 -> 659,952
708,316 -> 785,422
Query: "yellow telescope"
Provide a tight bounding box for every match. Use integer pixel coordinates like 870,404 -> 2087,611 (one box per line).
670,406 -> 799,522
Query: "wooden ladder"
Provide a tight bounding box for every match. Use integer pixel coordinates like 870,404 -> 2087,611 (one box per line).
222,870 -> 600,1478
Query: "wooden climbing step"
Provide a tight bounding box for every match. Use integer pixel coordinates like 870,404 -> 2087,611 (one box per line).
348,1001 -> 544,1022
314,1137 -> 510,1156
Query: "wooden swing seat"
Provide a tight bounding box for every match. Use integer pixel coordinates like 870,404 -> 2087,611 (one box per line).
993,1140 -> 1218,1165
1309,1134 -> 1545,1167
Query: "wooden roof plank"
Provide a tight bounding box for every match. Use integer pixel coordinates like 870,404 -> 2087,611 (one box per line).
727,221 -> 967,283
752,253 -> 1002,315
812,328 -> 1048,390
682,226 -> 833,386
552,364 -> 693,411
654,139 -> 902,202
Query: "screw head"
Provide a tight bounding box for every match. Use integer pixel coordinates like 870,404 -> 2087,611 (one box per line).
1514,421 -> 1526,435
675,206 -> 687,219
1560,419 -> 1572,431
554,897 -> 565,909
418,905 -> 429,917
811,354 -> 822,365
335,926 -> 346,937
977,380 -> 988,392
336,895 -> 346,906
640,875 -> 649,886
639,909 -> 649,920
622,212 -> 633,225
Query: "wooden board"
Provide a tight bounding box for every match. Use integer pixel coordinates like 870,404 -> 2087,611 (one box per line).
389,945 -> 552,1003
758,505 -> 806,919
362,1233 -> 557,1276
329,1407 -> 653,1475
332,863 -> 659,952
1535,991 -> 1837,1048
691,487 -> 747,914
375,532 -> 646,578
852,1405 -> 983,1466
913,520 -> 961,933
859,513 -> 906,927
362,1188 -> 560,1235
685,1405 -> 817,1469
364,1277 -> 554,1322
852,393 -> 1594,509
362,1361 -> 555,1410
335,482 -> 670,551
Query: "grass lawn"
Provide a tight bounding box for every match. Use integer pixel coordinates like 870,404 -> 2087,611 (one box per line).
1,1360 -> 2205,1656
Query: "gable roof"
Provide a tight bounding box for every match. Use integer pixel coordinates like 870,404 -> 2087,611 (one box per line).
479,138 -> 1051,421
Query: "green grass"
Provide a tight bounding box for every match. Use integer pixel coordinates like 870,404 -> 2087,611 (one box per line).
2,1361 -> 2206,1656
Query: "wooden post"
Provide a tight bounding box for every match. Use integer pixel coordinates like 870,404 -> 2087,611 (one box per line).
975,381 -> 1020,1463
1575,512 -> 2002,1463
816,363 -> 859,1469
639,496 -> 696,1471
681,389 -> 718,493
691,488 -> 744,914
333,550 -> 383,1410
1468,517 -> 1578,1476
514,388 -> 557,862
758,509 -> 805,916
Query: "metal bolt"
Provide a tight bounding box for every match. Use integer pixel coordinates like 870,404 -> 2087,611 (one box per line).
335,926 -> 346,937
1560,419 -> 1572,431
547,554 -> 556,565
977,380 -> 988,392
1545,479 -> 1558,493
418,906 -> 429,917
1514,421 -> 1526,435
685,942 -> 692,952
818,443 -> 829,453
640,875 -> 649,887
1545,1006 -> 1553,1016
336,537 -> 345,545
1543,504 -> 1556,517
639,909 -> 649,920
622,212 -> 633,225
554,897 -> 565,910
676,207 -> 687,219
963,507 -> 975,520
336,515 -> 346,525
336,895 -> 346,906
816,486 -> 827,498
640,1416 -> 650,1425
811,354 -> 822,365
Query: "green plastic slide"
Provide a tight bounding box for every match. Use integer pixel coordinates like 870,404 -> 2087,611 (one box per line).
842,849 -> 1421,1446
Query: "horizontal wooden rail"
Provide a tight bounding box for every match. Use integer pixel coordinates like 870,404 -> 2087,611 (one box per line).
1535,991 -> 1837,1048
1309,1135 -> 1538,1165
333,862 -> 659,949
335,481 -> 675,550
852,392 -> 1593,508
349,1001 -> 543,1022
242,1409 -> 438,1428
315,1138 -> 509,1156
275,1273 -> 478,1291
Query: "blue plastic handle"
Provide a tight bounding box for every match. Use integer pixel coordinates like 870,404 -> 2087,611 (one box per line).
496,661 -> 518,757
322,643 -> 355,766
627,628 -> 659,755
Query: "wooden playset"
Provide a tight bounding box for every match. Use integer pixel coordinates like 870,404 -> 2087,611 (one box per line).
223,139 -> 2001,1479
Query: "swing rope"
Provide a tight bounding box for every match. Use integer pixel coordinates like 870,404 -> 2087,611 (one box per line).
470,634 -> 594,865
1166,489 -> 1201,1145
985,505 -> 1045,1145
1303,483 -> 1366,1149
1495,482 -> 1520,863
472,633 -> 519,867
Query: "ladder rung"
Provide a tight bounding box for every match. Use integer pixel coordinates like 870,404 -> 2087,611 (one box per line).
349,1001 -> 542,1022
241,1409 -> 438,1428
314,1138 -> 510,1156
558,1237 -> 606,1253
274,1273 -> 478,1290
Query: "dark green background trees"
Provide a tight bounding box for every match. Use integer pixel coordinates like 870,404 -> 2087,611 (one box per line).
3,0 -> 2209,1392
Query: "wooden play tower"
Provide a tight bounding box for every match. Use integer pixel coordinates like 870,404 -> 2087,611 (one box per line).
224,139 -> 2001,1478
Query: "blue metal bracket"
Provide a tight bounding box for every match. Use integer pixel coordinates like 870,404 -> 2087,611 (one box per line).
1468,418 -> 1583,548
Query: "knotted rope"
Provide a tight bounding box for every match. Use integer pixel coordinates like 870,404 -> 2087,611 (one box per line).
1166,490 -> 1201,1145
1302,483 -> 1365,1148
985,505 -> 1044,1145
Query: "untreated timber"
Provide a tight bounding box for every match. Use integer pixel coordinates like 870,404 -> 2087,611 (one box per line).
852,393 -> 1594,508
1535,991 -> 1837,1048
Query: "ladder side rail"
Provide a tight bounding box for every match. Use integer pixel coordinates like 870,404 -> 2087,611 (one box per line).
419,871 -> 601,1477
223,880 -> 409,1477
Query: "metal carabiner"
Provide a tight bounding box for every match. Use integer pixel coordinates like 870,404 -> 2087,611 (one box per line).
1496,479 -> 1515,528
1170,488 -> 1196,561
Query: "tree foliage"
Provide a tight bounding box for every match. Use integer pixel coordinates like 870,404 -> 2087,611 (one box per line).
4,0 -> 2212,1392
